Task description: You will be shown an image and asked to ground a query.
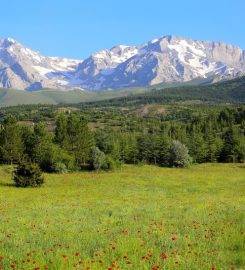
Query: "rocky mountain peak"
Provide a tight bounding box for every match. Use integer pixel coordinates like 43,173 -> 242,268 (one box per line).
0,35 -> 244,91
0,37 -> 18,48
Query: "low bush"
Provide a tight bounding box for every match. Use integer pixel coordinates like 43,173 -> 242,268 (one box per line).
169,140 -> 192,168
52,162 -> 68,173
39,145 -> 76,173
13,161 -> 44,187
101,156 -> 121,171
91,147 -> 106,171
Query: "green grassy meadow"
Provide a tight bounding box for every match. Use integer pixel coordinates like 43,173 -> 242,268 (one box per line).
0,164 -> 244,270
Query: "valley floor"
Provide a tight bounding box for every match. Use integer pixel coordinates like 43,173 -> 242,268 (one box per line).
0,164 -> 244,270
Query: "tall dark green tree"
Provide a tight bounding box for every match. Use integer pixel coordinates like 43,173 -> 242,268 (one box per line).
66,114 -> 94,167
220,126 -> 245,162
55,113 -> 68,148
137,134 -> 152,163
188,131 -> 207,163
31,122 -> 55,170
0,116 -> 24,164
158,135 -> 170,167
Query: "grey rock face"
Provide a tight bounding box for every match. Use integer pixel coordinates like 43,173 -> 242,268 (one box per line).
0,38 -> 82,90
76,36 -> 244,90
0,36 -> 244,91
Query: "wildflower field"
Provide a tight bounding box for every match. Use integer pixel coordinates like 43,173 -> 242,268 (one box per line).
0,164 -> 244,270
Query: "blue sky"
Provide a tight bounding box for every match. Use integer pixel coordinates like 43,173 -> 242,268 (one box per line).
0,0 -> 244,59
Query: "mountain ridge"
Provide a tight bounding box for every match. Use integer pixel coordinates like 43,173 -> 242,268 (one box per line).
0,35 -> 244,91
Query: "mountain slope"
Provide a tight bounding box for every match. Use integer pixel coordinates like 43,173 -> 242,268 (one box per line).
0,85 -> 151,107
0,76 -> 244,107
75,36 -> 245,90
0,38 -> 82,90
80,76 -> 245,107
0,36 -> 244,91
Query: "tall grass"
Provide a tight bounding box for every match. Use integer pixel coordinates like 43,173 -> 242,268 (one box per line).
0,164 -> 244,269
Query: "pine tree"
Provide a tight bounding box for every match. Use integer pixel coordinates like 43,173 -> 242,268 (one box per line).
0,116 -> 24,165
55,113 -> 68,148
137,134 -> 152,163
66,114 -> 94,167
126,133 -> 139,164
67,114 -> 80,152
188,131 -> 207,163
220,126 -> 244,162
159,135 -> 170,167
75,120 -> 94,166
32,122 -> 52,161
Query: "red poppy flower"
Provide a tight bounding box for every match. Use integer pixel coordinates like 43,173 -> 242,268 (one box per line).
161,253 -> 167,259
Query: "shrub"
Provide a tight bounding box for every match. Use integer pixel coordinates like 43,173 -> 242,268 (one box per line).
91,147 -> 106,171
101,155 -> 120,171
52,162 -> 68,173
13,161 -> 44,187
169,140 -> 192,168
39,145 -> 76,173
90,148 -> 120,171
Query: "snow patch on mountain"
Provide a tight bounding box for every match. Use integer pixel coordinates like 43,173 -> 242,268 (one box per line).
0,36 -> 244,91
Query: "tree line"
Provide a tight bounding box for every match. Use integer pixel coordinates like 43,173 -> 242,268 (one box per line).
0,107 -> 244,172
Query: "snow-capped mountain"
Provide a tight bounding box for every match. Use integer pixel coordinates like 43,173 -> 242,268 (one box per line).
0,36 -> 244,91
73,45 -> 139,89
0,38 -> 82,90
75,36 -> 245,89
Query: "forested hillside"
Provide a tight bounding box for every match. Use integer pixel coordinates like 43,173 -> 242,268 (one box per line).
82,76 -> 245,108
0,76 -> 245,107
0,103 -> 244,172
